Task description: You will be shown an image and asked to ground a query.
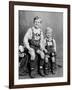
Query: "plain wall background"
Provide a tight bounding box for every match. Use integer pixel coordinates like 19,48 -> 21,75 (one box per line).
0,0 -> 72,90
19,11 -> 63,59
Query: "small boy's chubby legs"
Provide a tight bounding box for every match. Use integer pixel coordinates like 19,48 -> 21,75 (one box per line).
44,55 -> 50,75
29,48 -> 45,78
44,52 -> 56,75
51,52 -> 56,74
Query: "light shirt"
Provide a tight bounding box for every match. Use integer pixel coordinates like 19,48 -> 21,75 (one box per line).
24,27 -> 44,50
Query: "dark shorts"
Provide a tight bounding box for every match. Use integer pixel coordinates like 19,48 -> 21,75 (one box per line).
45,45 -> 55,56
30,45 -> 40,51
29,39 -> 40,51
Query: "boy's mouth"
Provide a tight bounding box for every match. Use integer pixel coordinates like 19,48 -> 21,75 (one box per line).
35,25 -> 39,29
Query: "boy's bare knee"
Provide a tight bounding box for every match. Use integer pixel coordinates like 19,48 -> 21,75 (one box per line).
41,52 -> 45,59
45,57 -> 49,63
30,51 -> 35,60
31,55 -> 35,60
52,57 -> 55,62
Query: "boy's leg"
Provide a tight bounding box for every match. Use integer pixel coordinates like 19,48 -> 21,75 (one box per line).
37,50 -> 45,76
51,52 -> 56,74
44,55 -> 50,75
29,49 -> 36,78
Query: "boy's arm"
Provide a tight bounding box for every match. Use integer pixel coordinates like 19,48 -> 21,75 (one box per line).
40,31 -> 44,51
23,28 -> 32,50
43,38 -> 48,53
53,39 -> 56,52
40,31 -> 47,53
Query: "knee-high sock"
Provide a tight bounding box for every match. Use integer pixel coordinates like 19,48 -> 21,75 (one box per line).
30,60 -> 35,70
39,59 -> 44,69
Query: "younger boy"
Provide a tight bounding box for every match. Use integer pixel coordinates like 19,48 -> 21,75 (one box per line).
44,27 -> 56,75
24,16 -> 45,78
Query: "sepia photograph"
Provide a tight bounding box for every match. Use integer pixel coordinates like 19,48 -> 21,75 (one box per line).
9,1 -> 70,88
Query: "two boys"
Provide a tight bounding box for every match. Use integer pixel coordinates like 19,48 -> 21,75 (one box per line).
23,16 -> 56,78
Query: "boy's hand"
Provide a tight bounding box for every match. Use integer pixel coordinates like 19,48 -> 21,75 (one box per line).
29,48 -> 34,52
52,52 -> 56,56
52,52 -> 54,56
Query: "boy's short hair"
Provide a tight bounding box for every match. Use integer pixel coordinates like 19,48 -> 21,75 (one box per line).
33,16 -> 42,23
46,27 -> 53,34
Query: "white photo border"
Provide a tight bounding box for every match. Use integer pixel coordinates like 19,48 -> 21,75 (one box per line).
14,5 -> 68,85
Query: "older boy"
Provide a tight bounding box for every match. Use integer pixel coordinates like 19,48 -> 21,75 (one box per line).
24,16 -> 45,78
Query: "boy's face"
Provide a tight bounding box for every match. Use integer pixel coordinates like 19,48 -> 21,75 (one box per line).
46,30 -> 52,39
34,19 -> 41,29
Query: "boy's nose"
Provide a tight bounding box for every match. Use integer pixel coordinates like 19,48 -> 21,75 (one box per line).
35,23 -> 38,25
